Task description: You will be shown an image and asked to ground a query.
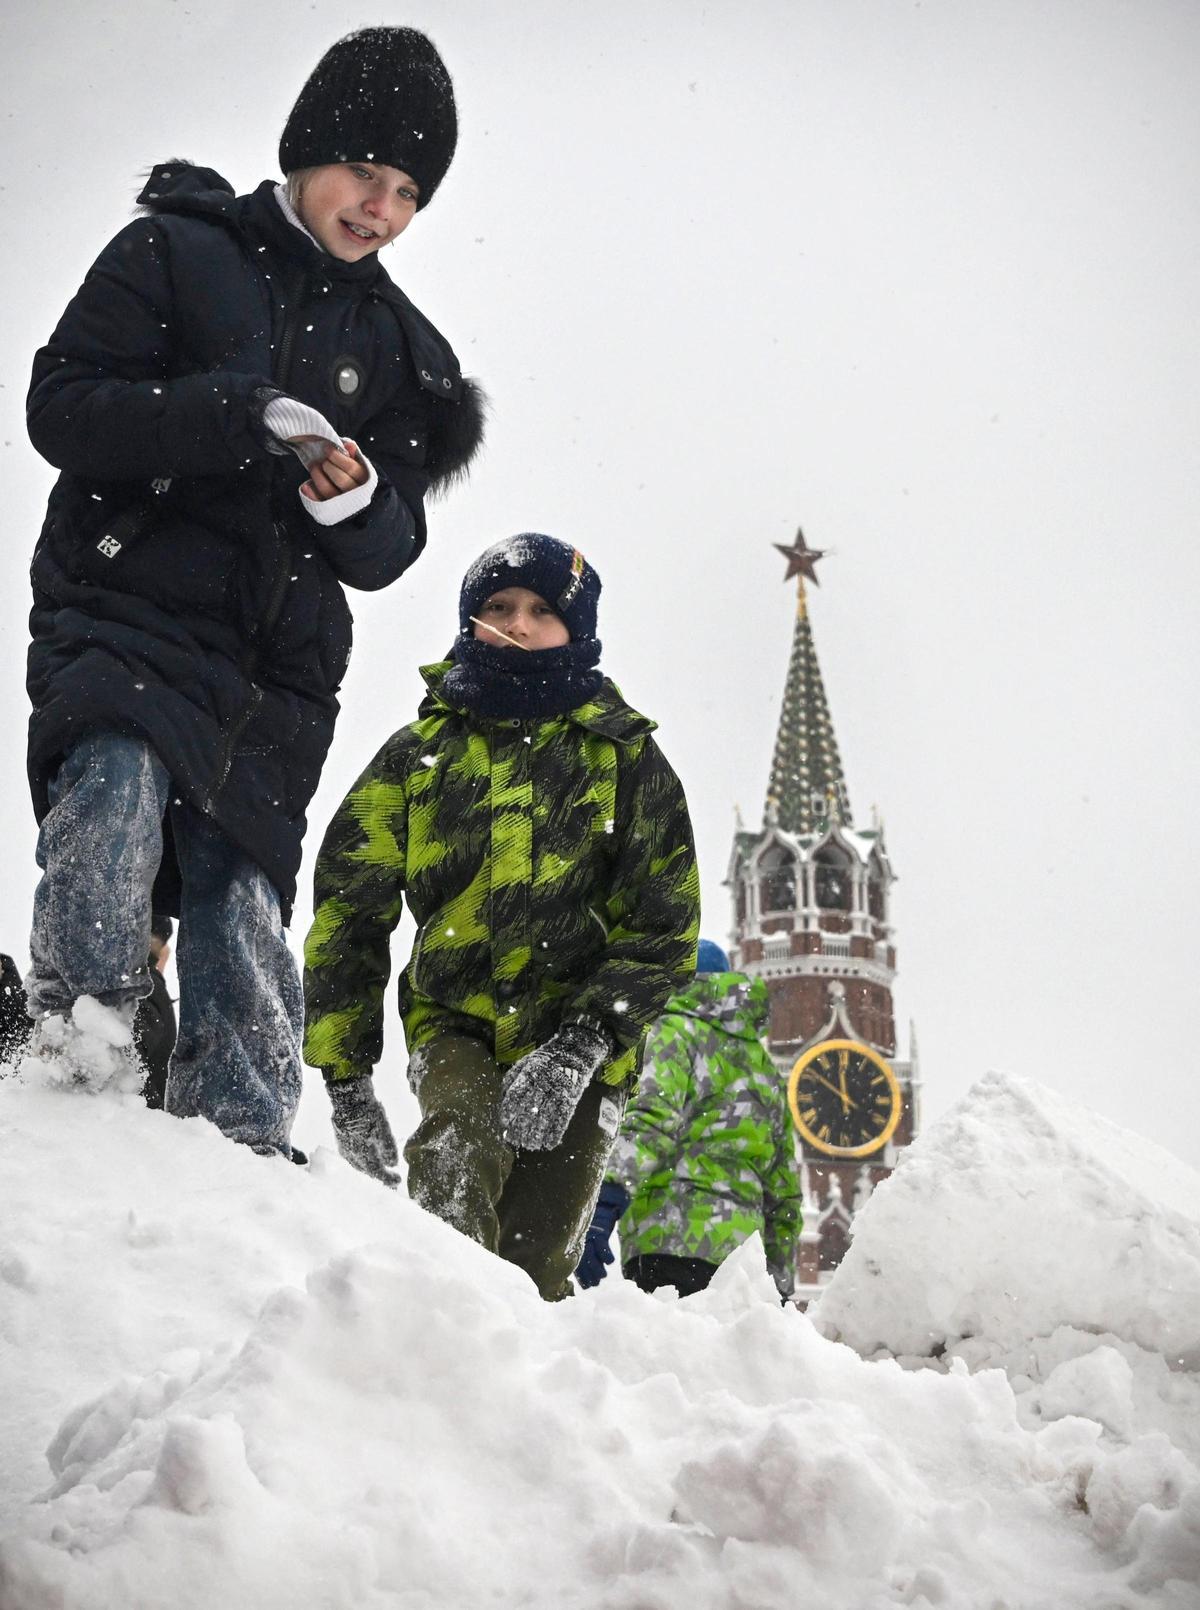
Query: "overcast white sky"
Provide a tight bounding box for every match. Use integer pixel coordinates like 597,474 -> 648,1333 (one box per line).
1,0 -> 1196,1160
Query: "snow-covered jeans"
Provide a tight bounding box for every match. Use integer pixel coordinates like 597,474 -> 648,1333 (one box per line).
28,732 -> 302,1154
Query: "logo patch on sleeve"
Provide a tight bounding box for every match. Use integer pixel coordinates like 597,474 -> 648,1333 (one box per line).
597,1096 -> 621,1140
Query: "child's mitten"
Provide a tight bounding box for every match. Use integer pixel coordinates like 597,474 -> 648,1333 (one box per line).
327,1075 -> 401,1188
499,1023 -> 612,1151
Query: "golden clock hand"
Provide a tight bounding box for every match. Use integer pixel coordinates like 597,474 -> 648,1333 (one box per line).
808,1071 -> 858,1110
837,1050 -> 851,1108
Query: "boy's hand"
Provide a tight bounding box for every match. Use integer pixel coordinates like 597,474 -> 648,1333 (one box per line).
327,1074 -> 400,1188
299,438 -> 370,501
499,1023 -> 612,1152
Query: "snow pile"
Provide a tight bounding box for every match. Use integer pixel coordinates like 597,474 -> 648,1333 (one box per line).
1,1070 -> 1198,1608
812,1070 -> 1200,1599
811,1071 -> 1200,1365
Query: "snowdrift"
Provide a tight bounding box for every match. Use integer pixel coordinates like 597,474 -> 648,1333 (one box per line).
811,1071 -> 1200,1365
0,1067 -> 1197,1609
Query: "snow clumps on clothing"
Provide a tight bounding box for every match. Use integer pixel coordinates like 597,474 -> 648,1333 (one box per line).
18,996 -> 142,1096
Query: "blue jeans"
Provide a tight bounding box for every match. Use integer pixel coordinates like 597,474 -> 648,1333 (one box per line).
29,733 -> 302,1153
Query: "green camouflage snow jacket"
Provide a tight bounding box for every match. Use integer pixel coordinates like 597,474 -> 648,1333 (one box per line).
303,662 -> 700,1085
609,972 -> 803,1292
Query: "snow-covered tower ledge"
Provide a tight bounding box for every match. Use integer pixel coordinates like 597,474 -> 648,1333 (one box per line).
726,529 -> 919,1300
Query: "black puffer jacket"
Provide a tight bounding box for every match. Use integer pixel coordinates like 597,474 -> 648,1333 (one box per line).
26,162 -> 484,921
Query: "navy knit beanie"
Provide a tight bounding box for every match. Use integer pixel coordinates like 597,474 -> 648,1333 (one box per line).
279,27 -> 457,209
696,938 -> 731,974
459,535 -> 602,643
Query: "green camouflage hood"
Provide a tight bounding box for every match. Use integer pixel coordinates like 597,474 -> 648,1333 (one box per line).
662,970 -> 770,1039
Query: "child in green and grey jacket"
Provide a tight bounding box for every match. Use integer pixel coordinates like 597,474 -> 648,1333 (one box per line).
577,940 -> 802,1298
302,534 -> 700,1299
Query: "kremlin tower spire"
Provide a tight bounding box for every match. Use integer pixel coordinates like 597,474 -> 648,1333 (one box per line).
726,525 -> 920,1303
764,531 -> 853,835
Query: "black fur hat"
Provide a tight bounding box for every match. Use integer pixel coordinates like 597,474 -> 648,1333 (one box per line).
279,27 -> 457,209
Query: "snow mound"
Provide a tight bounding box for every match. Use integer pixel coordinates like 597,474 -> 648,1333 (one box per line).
811,1070 -> 1200,1365
809,1071 -> 1200,1602
1,1072 -> 1198,1607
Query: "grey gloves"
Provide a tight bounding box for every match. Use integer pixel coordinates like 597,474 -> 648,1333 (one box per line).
327,1075 -> 400,1189
499,1023 -> 613,1151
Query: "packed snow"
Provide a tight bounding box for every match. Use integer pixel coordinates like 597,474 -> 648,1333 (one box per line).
0,1060 -> 1196,1608
811,1072 -> 1200,1366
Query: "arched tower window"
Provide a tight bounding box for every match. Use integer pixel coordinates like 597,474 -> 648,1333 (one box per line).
814,844 -> 853,912
867,853 -> 888,923
758,845 -> 797,913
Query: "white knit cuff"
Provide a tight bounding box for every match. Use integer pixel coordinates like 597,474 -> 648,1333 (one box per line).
299,454 -> 378,526
263,397 -> 343,467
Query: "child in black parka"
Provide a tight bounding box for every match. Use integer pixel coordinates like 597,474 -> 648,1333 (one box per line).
21,28 -> 484,1153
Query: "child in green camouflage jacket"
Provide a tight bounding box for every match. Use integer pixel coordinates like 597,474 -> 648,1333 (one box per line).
577,940 -> 803,1298
302,534 -> 700,1299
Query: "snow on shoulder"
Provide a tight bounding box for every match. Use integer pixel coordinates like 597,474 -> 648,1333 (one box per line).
1,1067 -> 1198,1607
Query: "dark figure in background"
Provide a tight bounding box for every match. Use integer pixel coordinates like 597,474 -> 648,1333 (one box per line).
136,917 -> 177,1110
0,955 -> 32,1067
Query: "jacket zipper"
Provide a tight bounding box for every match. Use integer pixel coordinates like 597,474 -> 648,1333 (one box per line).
207,263 -> 314,810
204,685 -> 264,812
205,522 -> 293,811
275,267 -> 309,391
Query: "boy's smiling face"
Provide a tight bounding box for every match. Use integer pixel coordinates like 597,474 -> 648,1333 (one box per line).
472,588 -> 570,651
295,162 -> 420,260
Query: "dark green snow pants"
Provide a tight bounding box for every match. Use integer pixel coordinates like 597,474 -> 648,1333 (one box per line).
403,1034 -> 624,1302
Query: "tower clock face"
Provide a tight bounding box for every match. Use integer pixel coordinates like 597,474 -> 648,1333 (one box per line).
787,1039 -> 901,1158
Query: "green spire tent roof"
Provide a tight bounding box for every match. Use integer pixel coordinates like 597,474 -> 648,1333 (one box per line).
764,536 -> 854,836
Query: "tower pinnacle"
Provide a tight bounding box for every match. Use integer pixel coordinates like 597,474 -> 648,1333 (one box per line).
773,528 -> 828,586
763,529 -> 853,835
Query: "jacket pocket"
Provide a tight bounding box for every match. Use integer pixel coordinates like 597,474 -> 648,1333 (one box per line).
63,492 -> 161,587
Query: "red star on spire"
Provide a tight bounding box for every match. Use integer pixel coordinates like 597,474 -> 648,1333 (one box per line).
774,528 -> 827,585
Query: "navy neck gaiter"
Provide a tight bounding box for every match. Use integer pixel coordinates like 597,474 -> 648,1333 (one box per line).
442,635 -> 604,720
